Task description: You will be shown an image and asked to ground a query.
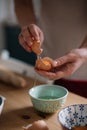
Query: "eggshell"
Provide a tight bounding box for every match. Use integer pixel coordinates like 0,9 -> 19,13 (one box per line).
35,57 -> 53,71
31,41 -> 43,55
23,120 -> 49,130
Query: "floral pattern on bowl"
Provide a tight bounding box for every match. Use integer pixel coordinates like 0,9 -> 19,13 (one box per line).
58,104 -> 87,129
29,84 -> 68,113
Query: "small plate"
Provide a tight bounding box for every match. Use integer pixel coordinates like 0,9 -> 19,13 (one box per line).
0,96 -> 6,115
58,104 -> 87,129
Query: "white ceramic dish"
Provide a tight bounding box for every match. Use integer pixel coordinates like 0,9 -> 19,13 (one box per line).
58,104 -> 87,129
0,96 -> 6,115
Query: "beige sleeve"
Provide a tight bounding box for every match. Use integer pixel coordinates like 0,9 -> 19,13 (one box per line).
0,65 -> 27,88
14,0 -> 36,27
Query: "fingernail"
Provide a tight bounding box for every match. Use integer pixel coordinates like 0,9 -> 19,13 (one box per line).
54,61 -> 58,65
53,61 -> 58,67
35,36 -> 39,41
29,42 -> 33,46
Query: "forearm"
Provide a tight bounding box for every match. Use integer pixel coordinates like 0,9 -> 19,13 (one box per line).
78,36 -> 87,60
14,0 -> 36,27
79,36 -> 87,48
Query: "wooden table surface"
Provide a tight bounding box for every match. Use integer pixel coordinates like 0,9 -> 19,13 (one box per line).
0,76 -> 87,130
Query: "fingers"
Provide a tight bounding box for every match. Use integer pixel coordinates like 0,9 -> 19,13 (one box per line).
55,56 -> 70,66
54,54 -> 76,67
29,24 -> 40,41
35,69 -> 69,80
29,24 -> 44,43
35,69 -> 64,80
19,26 -> 33,52
19,33 -> 31,52
18,24 -> 44,52
38,29 -> 44,43
35,63 -> 76,80
35,69 -> 56,80
21,26 -> 33,45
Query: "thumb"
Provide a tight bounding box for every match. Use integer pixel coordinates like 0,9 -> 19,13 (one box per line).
53,55 -> 73,67
52,60 -> 58,67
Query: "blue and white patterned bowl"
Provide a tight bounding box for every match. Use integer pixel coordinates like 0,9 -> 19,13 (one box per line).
58,104 -> 87,129
29,84 -> 68,113
0,96 -> 6,115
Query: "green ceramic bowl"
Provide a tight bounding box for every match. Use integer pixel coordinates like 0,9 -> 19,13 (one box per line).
29,84 -> 68,113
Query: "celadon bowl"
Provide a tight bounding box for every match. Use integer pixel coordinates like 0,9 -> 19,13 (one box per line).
29,84 -> 68,113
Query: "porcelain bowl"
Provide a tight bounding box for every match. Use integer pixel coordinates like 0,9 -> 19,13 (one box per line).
0,96 -> 6,115
58,104 -> 87,129
29,84 -> 68,113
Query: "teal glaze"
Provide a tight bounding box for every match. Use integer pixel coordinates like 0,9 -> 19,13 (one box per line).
29,84 -> 68,113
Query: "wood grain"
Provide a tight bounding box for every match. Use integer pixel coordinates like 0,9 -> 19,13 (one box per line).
0,76 -> 87,130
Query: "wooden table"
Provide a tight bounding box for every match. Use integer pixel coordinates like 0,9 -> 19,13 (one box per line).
0,76 -> 87,130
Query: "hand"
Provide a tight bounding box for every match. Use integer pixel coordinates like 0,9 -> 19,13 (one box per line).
18,24 -> 44,52
35,48 -> 87,80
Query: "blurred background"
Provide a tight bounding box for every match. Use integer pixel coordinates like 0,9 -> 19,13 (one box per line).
0,0 -> 87,97
0,0 -> 87,67
0,0 -> 37,66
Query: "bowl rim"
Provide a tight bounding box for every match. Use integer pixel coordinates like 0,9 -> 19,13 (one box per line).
29,84 -> 68,101
0,96 -> 6,104
58,104 -> 87,129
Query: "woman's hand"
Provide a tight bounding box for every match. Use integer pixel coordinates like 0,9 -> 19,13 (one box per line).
18,24 -> 44,52
35,48 -> 87,80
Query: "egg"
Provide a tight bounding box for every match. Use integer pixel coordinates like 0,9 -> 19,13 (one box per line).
35,57 -> 53,71
31,41 -> 43,55
23,120 -> 49,130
